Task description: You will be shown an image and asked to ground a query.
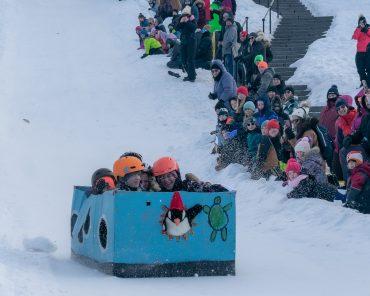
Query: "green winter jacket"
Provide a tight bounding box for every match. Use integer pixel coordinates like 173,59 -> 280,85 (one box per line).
144,37 -> 162,55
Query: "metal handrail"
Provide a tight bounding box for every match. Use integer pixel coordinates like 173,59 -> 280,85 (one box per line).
262,0 -> 279,34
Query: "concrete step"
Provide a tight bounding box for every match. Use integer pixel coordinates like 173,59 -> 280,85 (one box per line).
310,106 -> 324,113
273,67 -> 297,75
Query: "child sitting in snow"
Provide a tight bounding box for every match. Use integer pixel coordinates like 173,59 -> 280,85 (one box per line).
140,29 -> 164,59
344,151 -> 370,213
251,119 -> 282,180
244,117 -> 262,165
283,158 -> 306,188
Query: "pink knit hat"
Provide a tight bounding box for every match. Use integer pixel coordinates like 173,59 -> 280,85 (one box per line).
285,158 -> 301,174
294,137 -> 311,154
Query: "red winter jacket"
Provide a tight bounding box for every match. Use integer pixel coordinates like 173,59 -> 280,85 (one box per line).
352,27 -> 370,52
204,0 -> 211,21
348,162 -> 370,198
335,108 -> 357,151
319,105 -> 338,140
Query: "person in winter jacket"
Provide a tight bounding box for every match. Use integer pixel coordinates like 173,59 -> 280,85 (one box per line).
140,30 -> 164,58
176,6 -> 197,81
152,156 -> 228,191
352,15 -> 370,87
343,92 -> 370,157
283,158 -> 305,188
267,86 -> 280,102
136,13 -> 150,49
222,16 -> 238,75
272,74 -> 286,97
253,95 -> 278,127
352,93 -> 368,133
209,59 -> 237,111
194,0 -> 207,28
345,151 -> 370,213
244,117 -> 262,164
272,96 -> 290,130
319,85 -> 340,140
244,32 -> 265,84
243,100 -> 256,118
113,156 -> 145,191
213,107 -> 233,149
251,119 -> 282,180
282,86 -> 299,116
256,31 -> 273,63
294,137 -> 311,163
254,61 -> 274,100
300,146 -> 328,184
90,168 -> 116,196
194,26 -> 212,69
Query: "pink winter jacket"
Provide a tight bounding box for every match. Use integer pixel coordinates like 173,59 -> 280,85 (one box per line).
352,27 -> 370,52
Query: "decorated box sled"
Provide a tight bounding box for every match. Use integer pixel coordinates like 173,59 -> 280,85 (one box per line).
71,187 -> 236,278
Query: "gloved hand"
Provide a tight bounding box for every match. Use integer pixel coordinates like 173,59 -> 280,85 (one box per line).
284,127 -> 295,140
343,136 -> 352,148
95,179 -> 108,194
208,92 -> 217,100
141,53 -> 149,59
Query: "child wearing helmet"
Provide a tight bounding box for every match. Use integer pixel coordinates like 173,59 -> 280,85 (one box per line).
113,156 -> 145,191
152,156 -> 228,192
90,168 -> 116,196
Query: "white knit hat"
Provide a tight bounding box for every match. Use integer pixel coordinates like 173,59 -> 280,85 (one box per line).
346,151 -> 363,165
182,5 -> 192,16
290,107 -> 309,120
294,137 -> 311,154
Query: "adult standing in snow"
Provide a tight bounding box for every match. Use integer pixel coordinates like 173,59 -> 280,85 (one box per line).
319,85 -> 340,140
176,6 -> 197,82
352,15 -> 370,87
208,59 -> 237,111
222,15 -> 237,76
244,32 -> 265,85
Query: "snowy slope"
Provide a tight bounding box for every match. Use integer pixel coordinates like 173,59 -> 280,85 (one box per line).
1,0 -> 370,295
289,0 -> 370,104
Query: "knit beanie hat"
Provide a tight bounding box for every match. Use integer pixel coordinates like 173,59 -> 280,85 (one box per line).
284,85 -> 295,94
261,120 -> 269,130
266,119 -> 280,130
254,54 -> 264,64
294,137 -> 311,154
346,151 -> 363,165
218,108 -> 229,116
243,101 -> 256,112
327,85 -> 339,98
211,62 -> 221,71
267,85 -> 277,93
240,31 -> 248,38
285,158 -> 301,174
257,61 -> 268,69
237,86 -> 249,97
335,98 -> 348,109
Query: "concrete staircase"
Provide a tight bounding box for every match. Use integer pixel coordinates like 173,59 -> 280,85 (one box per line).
253,0 -> 333,104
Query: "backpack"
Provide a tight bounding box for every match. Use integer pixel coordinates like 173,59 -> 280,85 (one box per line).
314,124 -> 334,169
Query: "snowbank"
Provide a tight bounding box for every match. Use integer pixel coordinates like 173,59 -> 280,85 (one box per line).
289,0 -> 370,104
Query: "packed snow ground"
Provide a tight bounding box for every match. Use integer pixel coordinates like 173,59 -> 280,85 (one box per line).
289,0 -> 370,104
0,0 -> 370,295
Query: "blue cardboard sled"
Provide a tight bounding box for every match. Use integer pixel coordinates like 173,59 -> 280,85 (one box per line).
71,187 -> 236,278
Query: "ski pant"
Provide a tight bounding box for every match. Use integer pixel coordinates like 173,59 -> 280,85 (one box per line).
236,60 -> 247,86
180,40 -> 196,80
223,54 -> 234,77
355,52 -> 370,86
149,48 -> 164,55
195,59 -> 211,70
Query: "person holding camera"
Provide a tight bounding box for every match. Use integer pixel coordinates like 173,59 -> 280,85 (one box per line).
352,15 -> 370,87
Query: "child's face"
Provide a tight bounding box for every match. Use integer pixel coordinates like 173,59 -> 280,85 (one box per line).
287,171 -> 298,181
257,101 -> 264,111
126,172 -> 141,189
218,114 -> 227,122
237,93 -> 246,102
140,172 -> 149,190
246,121 -> 256,131
347,160 -> 357,170
268,128 -> 279,138
230,99 -> 238,111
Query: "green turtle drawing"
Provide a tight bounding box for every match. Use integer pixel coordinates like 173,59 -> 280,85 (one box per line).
203,196 -> 232,242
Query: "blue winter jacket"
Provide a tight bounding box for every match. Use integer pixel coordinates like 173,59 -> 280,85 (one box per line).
254,95 -> 278,127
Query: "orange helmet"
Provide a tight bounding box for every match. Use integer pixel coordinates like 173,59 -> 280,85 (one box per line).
152,157 -> 179,177
113,156 -> 145,179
